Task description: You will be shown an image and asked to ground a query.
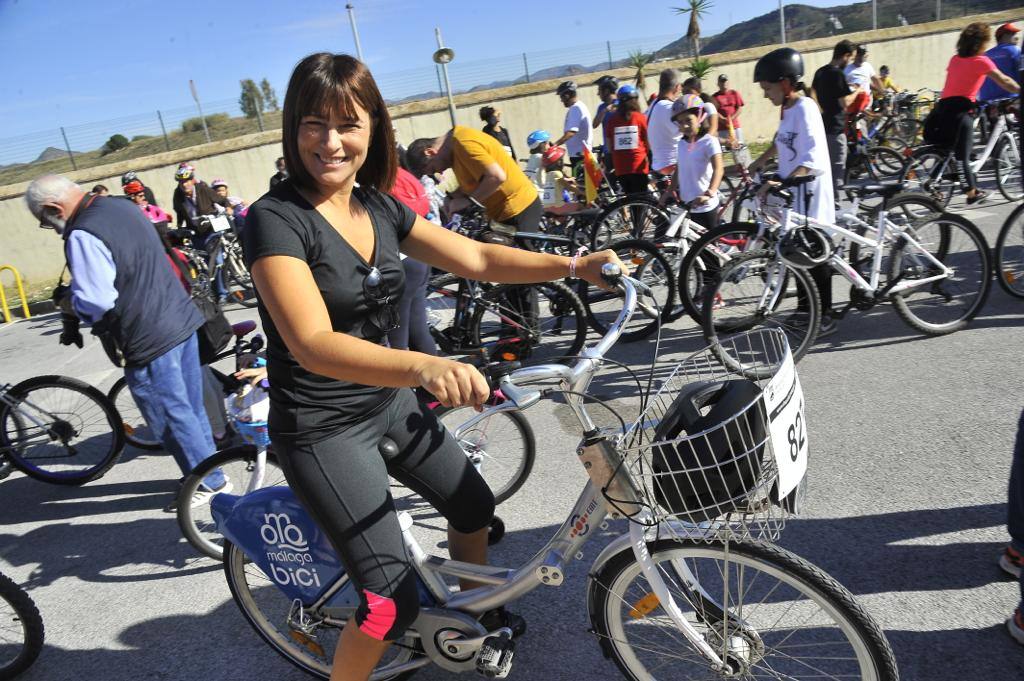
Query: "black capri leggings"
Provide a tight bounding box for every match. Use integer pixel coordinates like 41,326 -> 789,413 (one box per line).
275,389 -> 495,641
387,258 -> 438,355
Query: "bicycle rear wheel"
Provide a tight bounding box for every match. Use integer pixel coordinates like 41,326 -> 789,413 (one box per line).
703,250 -> 819,375
178,445 -> 286,560
900,148 -> 955,207
223,239 -> 258,308
471,280 -> 587,364
592,197 -> 670,247
434,405 -> 535,504
0,375 -> 124,485
107,377 -> 162,451
0,571 -> 44,680
223,541 -> 423,680
588,539 -> 898,681
889,212 -> 992,334
677,222 -> 766,325
579,239 -> 676,341
996,204 -> 1024,298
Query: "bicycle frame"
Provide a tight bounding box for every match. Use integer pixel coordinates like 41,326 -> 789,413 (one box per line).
0,387 -> 66,440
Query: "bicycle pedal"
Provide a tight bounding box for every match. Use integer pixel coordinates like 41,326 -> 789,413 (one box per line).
475,630 -> 515,678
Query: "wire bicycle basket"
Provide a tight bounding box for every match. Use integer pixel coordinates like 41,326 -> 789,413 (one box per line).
613,328 -> 807,544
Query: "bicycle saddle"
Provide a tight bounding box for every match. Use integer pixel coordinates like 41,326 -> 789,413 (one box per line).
232,320 -> 258,338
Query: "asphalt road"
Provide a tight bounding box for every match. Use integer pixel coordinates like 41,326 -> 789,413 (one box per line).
2,188 -> 1023,681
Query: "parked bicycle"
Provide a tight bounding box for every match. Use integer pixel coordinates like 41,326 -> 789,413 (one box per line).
208,268 -> 898,680
167,214 -> 256,308
0,571 -> 43,680
0,375 -> 124,485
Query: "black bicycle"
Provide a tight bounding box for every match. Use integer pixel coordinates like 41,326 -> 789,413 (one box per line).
0,571 -> 43,680
168,215 -> 256,308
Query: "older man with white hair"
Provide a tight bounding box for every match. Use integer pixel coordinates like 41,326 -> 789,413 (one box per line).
25,174 -> 229,508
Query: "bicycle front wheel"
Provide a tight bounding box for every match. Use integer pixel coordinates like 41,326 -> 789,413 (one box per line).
592,196 -> 670,246
107,377 -> 162,451
900,148 -> 955,207
0,571 -> 44,680
677,222 -> 764,325
889,212 -> 992,335
703,250 -> 819,375
996,204 -> 1024,298
223,541 -> 422,680
178,445 -> 286,560
580,239 -> 676,341
589,539 -> 898,681
472,280 -> 587,364
994,133 -> 1023,202
0,375 -> 124,485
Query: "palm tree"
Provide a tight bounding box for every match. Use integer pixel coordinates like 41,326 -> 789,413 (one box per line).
672,0 -> 715,59
627,50 -> 653,92
687,57 -> 714,80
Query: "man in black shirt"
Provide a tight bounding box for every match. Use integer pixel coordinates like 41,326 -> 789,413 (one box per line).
811,40 -> 858,196
269,157 -> 288,190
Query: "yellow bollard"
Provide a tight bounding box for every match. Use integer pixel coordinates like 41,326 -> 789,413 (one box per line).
0,265 -> 32,323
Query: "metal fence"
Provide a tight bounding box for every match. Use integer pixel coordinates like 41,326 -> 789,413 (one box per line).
0,0 -> 1006,186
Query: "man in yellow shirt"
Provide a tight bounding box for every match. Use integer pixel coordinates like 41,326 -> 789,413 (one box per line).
407,126 -> 542,229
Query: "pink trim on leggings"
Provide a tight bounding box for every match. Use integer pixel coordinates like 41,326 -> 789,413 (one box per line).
360,590 -> 398,641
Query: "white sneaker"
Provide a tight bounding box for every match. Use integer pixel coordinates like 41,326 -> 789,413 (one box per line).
190,479 -> 233,509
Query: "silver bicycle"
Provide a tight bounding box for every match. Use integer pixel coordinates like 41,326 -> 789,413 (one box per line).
210,266 -> 897,680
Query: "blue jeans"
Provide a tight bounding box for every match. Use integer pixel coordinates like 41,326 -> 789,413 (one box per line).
125,333 -> 225,491
1008,407 -> 1024,611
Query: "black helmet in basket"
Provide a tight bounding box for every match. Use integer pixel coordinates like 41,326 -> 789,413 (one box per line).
650,379 -> 767,523
753,47 -> 804,83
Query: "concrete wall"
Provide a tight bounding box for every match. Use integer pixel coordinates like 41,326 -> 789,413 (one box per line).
3,8 -> 1020,291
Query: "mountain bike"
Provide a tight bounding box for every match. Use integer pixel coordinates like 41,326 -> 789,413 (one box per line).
0,376 -> 124,485
168,215 -> 256,308
703,177 -> 991,373
209,270 -> 898,681
901,97 -> 1021,204
0,571 -> 43,680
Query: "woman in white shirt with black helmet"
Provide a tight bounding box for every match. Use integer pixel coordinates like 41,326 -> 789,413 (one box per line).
748,47 -> 838,336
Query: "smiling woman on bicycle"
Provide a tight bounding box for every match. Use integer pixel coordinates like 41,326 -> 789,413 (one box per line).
928,21 -> 1021,204
241,52 -> 620,681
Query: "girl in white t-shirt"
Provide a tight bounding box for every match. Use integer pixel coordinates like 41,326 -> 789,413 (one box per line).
667,93 -> 724,231
749,47 -> 838,334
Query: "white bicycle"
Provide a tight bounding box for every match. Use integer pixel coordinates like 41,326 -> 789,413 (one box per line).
209,266 -> 899,680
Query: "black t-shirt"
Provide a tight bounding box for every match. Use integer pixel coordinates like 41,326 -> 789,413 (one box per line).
483,124 -> 517,160
242,180 -> 417,444
811,64 -> 852,135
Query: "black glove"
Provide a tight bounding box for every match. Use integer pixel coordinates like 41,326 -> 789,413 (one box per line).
51,283 -> 71,305
59,313 -> 83,349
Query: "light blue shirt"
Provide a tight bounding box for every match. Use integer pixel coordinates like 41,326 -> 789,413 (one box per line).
66,230 -> 118,324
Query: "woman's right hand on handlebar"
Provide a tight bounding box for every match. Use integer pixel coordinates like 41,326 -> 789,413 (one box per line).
414,355 -> 490,409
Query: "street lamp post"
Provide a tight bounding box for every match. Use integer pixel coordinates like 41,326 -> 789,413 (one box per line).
433,28 -> 458,128
346,3 -> 364,62
189,79 -> 211,144
872,0 -> 877,30
779,0 -> 787,44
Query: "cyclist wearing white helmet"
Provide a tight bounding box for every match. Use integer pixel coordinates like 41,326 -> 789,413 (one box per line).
553,81 -> 591,168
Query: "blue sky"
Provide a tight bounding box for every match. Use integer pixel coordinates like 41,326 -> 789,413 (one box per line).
0,0 -> 842,155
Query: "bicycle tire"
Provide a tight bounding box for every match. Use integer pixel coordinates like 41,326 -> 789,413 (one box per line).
702,250 -> 820,376
178,445 -> 285,560
107,377 -> 162,451
223,540 -> 422,681
433,404 -> 535,504
588,538 -> 898,681
848,192 -> 946,285
578,239 -> 676,341
471,280 -> 587,364
900,146 -> 955,207
866,146 -> 908,181
995,203 -> 1024,299
676,222 -> 764,325
994,133 -> 1023,202
0,571 -> 44,680
0,375 -> 125,485
0,453 -> 11,482
889,211 -> 992,335
591,195 -> 669,247
728,183 -> 757,224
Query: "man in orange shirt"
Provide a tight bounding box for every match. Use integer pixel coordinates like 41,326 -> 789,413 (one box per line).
407,126 -> 542,229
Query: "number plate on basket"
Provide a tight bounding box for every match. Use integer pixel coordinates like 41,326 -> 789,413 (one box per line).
763,348 -> 807,500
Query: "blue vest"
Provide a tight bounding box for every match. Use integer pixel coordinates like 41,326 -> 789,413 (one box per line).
65,195 -> 203,367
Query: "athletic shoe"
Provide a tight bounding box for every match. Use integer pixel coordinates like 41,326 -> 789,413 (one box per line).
479,607 -> 527,638
818,315 -> 838,339
1007,608 -> 1024,645
1000,545 -> 1023,579
966,190 -> 989,206
190,479 -> 234,509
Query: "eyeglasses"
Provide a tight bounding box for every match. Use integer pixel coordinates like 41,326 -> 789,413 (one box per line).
362,266 -> 399,334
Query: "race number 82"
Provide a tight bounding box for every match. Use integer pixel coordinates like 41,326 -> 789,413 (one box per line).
786,399 -> 805,462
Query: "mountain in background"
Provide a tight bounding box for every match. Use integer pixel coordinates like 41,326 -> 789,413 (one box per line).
657,0 -> 1019,56
33,146 -> 78,163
